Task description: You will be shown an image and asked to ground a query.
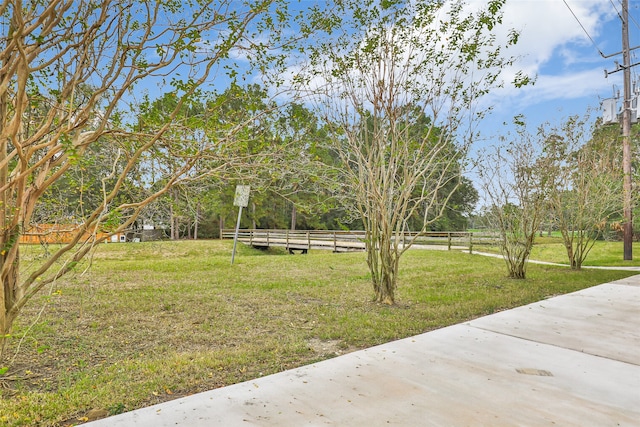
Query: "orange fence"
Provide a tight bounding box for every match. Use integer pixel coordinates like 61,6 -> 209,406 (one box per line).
19,224 -> 109,245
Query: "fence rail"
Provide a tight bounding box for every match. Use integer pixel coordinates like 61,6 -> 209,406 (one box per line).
221,229 -> 494,253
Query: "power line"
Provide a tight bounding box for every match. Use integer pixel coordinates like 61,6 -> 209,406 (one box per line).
609,0 -> 622,19
624,3 -> 640,31
562,0 -> 607,57
611,0 -> 640,38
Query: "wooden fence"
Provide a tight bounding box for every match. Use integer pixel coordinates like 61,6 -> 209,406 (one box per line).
221,229 -> 488,253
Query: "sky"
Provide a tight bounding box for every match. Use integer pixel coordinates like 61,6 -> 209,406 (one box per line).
267,0 -> 637,142
189,0 -> 636,145
477,0 -> 639,137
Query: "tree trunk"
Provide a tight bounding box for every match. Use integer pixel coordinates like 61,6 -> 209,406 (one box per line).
508,261 -> 526,279
563,238 -> 579,270
170,203 -> 176,240
290,205 -> 297,231
252,203 -> 256,230
502,240 -> 531,279
365,224 -> 397,305
573,244 -> 583,270
0,234 -> 20,357
194,204 -> 200,240
0,27 -> 10,357
375,270 -> 396,305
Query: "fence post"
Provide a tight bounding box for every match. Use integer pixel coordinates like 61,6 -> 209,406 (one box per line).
448,232 -> 451,250
307,230 -> 311,251
469,232 -> 473,254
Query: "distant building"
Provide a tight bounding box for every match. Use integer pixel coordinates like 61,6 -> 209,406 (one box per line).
19,223 -> 166,244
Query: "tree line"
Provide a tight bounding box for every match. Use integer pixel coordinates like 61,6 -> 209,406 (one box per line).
38,83 -> 479,240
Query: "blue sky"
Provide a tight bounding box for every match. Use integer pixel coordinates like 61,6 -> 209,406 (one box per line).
269,0 -> 636,141
198,0 -> 636,144
477,0 -> 639,137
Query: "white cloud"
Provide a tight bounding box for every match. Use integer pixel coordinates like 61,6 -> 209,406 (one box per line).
517,69 -> 615,104
271,0 -> 624,131
472,0 -> 625,123
500,0 -> 613,65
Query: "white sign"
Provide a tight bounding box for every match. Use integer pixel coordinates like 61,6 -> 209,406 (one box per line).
233,185 -> 250,207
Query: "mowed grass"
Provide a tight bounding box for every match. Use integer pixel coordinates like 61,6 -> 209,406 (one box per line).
529,238 -> 640,266
0,240 -> 637,426
473,235 -> 640,267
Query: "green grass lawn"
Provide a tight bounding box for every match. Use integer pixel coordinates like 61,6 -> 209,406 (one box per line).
0,240 -> 637,426
528,238 -> 640,266
473,235 -> 640,267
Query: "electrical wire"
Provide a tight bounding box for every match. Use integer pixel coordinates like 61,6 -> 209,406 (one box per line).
625,3 -> 640,31
610,0 -> 640,33
609,0 -> 622,19
562,0 -> 606,57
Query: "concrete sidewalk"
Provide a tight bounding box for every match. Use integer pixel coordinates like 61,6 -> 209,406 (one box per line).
469,251 -> 640,271
87,276 -> 640,426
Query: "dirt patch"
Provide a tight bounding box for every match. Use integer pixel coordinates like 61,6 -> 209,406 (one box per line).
307,338 -> 354,357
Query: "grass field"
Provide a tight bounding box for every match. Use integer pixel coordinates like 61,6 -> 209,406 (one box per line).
530,238 -> 640,266
473,235 -> 640,267
0,239 -> 637,426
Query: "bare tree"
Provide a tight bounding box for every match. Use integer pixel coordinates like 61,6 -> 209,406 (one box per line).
541,115 -> 622,269
304,0 -> 523,303
478,125 -> 546,279
0,0 -> 303,355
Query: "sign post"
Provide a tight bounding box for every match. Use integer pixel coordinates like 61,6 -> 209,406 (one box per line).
231,185 -> 250,264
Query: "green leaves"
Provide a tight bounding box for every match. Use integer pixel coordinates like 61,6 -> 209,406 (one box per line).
513,70 -> 534,88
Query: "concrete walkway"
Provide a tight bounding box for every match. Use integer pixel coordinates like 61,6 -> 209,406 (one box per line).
87,275 -> 640,426
469,250 -> 640,271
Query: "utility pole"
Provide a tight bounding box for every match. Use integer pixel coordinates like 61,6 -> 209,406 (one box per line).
621,0 -> 633,260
